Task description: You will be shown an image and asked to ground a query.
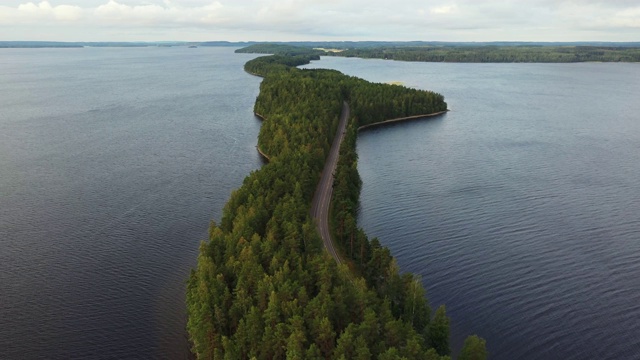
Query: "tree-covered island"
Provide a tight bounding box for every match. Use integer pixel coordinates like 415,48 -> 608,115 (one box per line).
186,44 -> 487,359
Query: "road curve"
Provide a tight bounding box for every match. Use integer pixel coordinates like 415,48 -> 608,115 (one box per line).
310,101 -> 350,265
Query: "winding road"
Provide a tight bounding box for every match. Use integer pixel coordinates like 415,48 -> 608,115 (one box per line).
310,101 -> 350,265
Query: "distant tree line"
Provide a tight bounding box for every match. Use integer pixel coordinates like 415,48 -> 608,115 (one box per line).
243,54 -> 321,76
329,45 -> 640,63
187,46 -> 486,359
236,44 -> 325,57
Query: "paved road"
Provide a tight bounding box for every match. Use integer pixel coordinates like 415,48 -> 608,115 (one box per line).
310,101 -> 349,265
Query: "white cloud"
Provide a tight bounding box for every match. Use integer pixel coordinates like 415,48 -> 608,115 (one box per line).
95,0 -> 170,23
91,0 -> 231,26
1,0 -> 640,41
7,1 -> 84,22
430,5 -> 458,15
611,6 -> 640,28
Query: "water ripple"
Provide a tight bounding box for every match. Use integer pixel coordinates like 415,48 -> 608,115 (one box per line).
0,47 -> 263,359
337,60 -> 640,360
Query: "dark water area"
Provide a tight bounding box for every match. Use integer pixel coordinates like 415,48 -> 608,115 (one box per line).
303,58 -> 640,359
0,47 -> 263,359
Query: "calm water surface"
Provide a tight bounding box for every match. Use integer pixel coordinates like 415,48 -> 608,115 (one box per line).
303,58 -> 640,359
0,47 -> 263,359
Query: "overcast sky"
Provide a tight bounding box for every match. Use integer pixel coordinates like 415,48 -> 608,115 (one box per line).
1,0 -> 639,42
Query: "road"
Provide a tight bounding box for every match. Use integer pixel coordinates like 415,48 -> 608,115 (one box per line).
310,101 -> 349,265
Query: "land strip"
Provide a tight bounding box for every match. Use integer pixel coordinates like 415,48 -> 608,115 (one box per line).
357,110 -> 449,131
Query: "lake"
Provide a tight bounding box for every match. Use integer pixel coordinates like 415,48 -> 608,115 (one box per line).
302,58 -> 640,359
0,47 -> 263,359
2,47 -> 639,360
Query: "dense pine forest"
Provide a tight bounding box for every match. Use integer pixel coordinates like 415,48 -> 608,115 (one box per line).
186,46 -> 486,359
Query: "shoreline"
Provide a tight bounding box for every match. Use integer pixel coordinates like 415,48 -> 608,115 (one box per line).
357,109 -> 449,131
256,145 -> 270,162
245,69 -> 263,78
253,112 -> 270,161
246,66 -> 269,160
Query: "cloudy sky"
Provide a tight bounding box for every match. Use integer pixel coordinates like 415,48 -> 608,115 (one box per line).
1,0 -> 639,42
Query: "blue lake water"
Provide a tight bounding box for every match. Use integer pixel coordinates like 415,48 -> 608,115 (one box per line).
303,58 -> 640,359
2,47 -> 639,360
0,47 -> 262,359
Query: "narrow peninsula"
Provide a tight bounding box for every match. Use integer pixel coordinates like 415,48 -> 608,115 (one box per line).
186,45 -> 487,359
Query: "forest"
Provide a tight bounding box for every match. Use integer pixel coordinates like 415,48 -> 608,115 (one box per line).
237,42 -> 640,63
329,45 -> 640,63
235,44 -> 325,57
186,45 -> 486,359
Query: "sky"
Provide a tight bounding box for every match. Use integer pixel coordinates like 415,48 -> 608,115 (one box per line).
1,0 -> 639,42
